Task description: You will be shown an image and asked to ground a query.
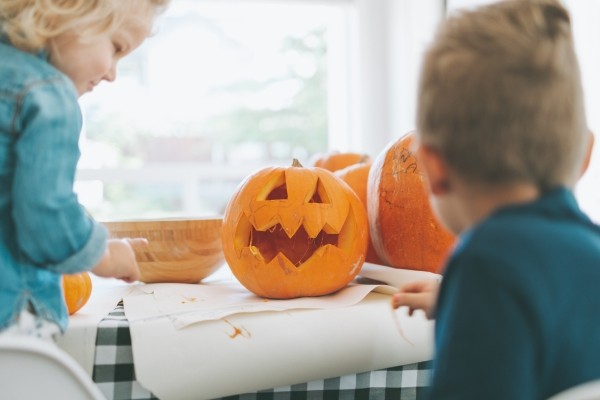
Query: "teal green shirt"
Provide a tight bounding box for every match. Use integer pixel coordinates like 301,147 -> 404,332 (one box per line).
429,187 -> 600,399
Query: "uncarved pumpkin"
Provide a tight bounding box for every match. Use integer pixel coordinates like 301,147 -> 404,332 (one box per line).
310,151 -> 370,172
367,132 -> 455,274
221,159 -> 368,299
334,160 -> 384,265
62,272 -> 92,315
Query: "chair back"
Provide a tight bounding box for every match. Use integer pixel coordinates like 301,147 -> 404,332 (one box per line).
547,380 -> 600,400
0,335 -> 105,400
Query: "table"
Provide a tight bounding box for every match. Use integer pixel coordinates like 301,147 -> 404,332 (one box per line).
92,302 -> 433,400
57,264 -> 437,400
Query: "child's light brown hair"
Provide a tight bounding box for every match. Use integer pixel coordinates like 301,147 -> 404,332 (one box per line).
416,0 -> 588,191
0,0 -> 170,53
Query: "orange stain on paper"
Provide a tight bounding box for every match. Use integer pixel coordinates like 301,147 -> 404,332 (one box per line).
223,319 -> 252,339
180,295 -> 198,304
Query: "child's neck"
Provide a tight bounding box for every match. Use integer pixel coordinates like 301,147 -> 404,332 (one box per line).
458,181 -> 540,231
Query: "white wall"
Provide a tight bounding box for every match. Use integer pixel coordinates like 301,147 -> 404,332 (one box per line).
349,0 -> 443,157
566,0 -> 600,222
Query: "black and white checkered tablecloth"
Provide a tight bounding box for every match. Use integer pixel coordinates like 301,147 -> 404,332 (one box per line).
93,302 -> 433,400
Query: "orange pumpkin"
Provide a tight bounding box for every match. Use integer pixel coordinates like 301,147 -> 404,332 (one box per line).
334,160 -> 384,265
221,159 -> 368,299
367,132 -> 455,274
62,272 -> 93,315
310,151 -> 370,172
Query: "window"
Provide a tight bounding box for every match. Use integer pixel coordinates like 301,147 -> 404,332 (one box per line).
74,0 -> 444,221
76,0 -> 354,219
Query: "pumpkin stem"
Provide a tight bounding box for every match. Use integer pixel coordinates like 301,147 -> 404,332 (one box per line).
292,158 -> 304,168
359,154 -> 371,163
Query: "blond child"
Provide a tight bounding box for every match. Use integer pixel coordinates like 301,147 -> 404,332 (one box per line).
0,0 -> 169,340
392,0 -> 600,398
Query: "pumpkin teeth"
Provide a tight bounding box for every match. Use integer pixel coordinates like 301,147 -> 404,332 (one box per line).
302,215 -> 326,238
246,223 -> 339,266
247,205 -> 343,239
247,201 -> 303,237
266,245 -> 346,271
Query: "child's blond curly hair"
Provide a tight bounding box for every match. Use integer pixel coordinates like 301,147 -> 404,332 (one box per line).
0,0 -> 170,52
417,0 -> 588,191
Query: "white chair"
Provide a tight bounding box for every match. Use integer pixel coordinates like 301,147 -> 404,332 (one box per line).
0,335 -> 105,400
547,380 -> 600,400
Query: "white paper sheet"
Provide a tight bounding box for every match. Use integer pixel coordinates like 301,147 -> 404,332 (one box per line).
125,279 -> 392,329
124,264 -> 437,399
358,263 -> 442,288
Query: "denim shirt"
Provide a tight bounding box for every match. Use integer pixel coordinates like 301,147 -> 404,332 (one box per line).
0,37 -> 108,332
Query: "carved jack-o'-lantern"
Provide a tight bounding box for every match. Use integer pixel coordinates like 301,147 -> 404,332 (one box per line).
221,160 -> 368,299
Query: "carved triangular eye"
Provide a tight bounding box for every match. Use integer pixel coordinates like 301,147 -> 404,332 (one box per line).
308,179 -> 330,204
266,183 -> 287,200
308,190 -> 322,203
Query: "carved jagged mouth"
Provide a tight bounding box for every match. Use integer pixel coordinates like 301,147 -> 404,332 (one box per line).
248,223 -> 338,266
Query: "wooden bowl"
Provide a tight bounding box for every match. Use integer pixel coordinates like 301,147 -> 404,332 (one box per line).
102,217 -> 225,284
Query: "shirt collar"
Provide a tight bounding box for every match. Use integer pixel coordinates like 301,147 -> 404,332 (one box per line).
0,31 -> 50,62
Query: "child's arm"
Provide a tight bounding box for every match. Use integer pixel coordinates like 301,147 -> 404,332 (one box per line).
91,239 -> 144,283
391,280 -> 440,319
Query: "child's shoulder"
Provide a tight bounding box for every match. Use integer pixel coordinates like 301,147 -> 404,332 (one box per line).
481,187 -> 598,239
0,42 -> 68,94
453,188 -> 600,276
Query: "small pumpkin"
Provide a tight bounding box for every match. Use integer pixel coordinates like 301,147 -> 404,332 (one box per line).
310,151 -> 370,172
334,159 -> 384,265
221,159 -> 368,299
367,131 -> 455,274
62,271 -> 93,315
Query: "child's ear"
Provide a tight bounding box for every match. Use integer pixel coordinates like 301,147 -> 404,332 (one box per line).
417,144 -> 451,195
581,132 -> 595,177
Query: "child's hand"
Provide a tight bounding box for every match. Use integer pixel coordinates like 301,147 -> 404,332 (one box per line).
391,279 -> 440,320
91,238 -> 145,283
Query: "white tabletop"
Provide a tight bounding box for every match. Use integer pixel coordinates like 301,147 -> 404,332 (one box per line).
56,263 -> 437,397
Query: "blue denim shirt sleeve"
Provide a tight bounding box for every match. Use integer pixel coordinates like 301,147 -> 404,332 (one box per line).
11,76 -> 108,274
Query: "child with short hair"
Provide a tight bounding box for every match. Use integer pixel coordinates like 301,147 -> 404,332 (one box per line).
392,0 -> 600,398
0,0 -> 169,340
